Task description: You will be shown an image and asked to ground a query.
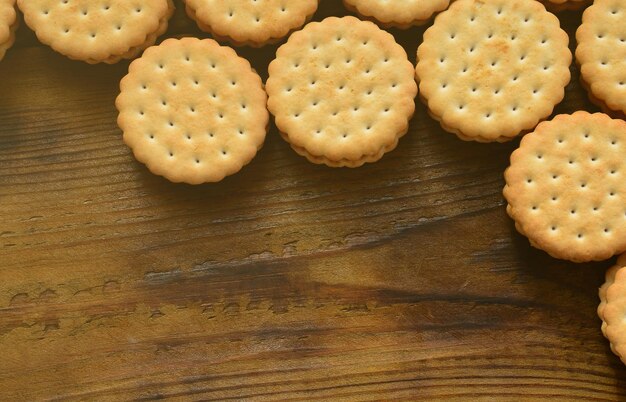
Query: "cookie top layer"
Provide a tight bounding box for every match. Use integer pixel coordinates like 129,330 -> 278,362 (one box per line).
576,0 -> 626,115
598,254 -> 626,363
17,0 -> 172,62
343,0 -> 450,26
116,38 -> 268,184
266,16 -> 417,165
504,112 -> 626,262
0,0 -> 16,45
184,0 -> 318,45
416,0 -> 571,141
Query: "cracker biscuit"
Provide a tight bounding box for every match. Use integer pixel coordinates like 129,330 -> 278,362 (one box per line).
504,112 -> 626,262
0,0 -> 17,61
17,0 -> 174,64
576,0 -> 626,117
183,0 -> 318,47
416,0 -> 571,142
598,254 -> 626,363
116,38 -> 268,184
342,0 -> 450,29
540,0 -> 591,12
266,16 -> 417,168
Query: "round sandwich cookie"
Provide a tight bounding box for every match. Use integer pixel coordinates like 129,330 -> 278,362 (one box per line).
0,0 -> 17,61
540,0 -> 591,12
342,0 -> 450,28
17,0 -> 174,64
576,0 -> 626,118
266,16 -> 417,168
598,254 -> 626,364
116,38 -> 268,184
416,0 -> 571,142
183,0 -> 319,47
504,112 -> 626,263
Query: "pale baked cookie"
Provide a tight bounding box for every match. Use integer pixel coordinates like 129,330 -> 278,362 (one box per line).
184,0 -> 318,47
416,0 -> 571,142
598,254 -> 626,364
576,0 -> 626,117
17,0 -> 174,64
343,0 -> 450,28
266,16 -> 417,168
0,0 -> 17,61
504,112 -> 626,262
116,38 -> 268,184
539,0 -> 591,12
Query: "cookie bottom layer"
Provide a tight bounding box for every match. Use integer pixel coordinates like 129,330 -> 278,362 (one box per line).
280,129 -> 406,168
342,1 -> 436,29
419,95 -> 517,143
579,75 -> 626,120
185,4 -> 314,48
0,18 -> 19,61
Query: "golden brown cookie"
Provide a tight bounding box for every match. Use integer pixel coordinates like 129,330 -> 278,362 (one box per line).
504,112 -> 626,262
184,0 -> 318,47
17,0 -> 174,64
598,254 -> 626,364
266,16 -> 417,167
0,0 -> 17,61
576,0 -> 626,117
416,0 -> 571,142
116,38 -> 268,184
342,0 -> 450,28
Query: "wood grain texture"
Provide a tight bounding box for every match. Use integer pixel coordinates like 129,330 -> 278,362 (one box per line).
1,2 -> 625,400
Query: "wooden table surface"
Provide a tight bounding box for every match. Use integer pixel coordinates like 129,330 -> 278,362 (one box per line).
1,1 -> 625,400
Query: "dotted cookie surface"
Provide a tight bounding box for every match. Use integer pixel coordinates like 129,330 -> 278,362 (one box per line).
504,112 -> 626,262
184,0 -> 318,47
576,0 -> 626,116
342,0 -> 450,28
266,16 -> 417,168
0,0 -> 16,60
598,254 -> 626,364
17,0 -> 174,63
416,0 -> 571,142
116,38 -> 268,184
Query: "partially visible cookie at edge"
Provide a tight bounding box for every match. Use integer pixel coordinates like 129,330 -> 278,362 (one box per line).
504,111 -> 626,262
184,0 -> 319,47
0,0 -> 17,61
576,0 -> 626,117
266,16 -> 417,167
116,38 -> 268,184
343,0 -> 450,28
17,0 -> 174,64
598,254 -> 626,363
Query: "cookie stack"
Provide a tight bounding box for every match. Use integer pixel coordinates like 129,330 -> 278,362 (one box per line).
416,0 -> 571,142
0,0 -> 17,61
17,0 -> 174,64
116,38 -> 268,184
266,16 -> 417,167
504,112 -> 626,262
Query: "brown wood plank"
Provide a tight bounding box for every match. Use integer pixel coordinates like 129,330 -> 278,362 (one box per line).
1,2 -> 625,400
